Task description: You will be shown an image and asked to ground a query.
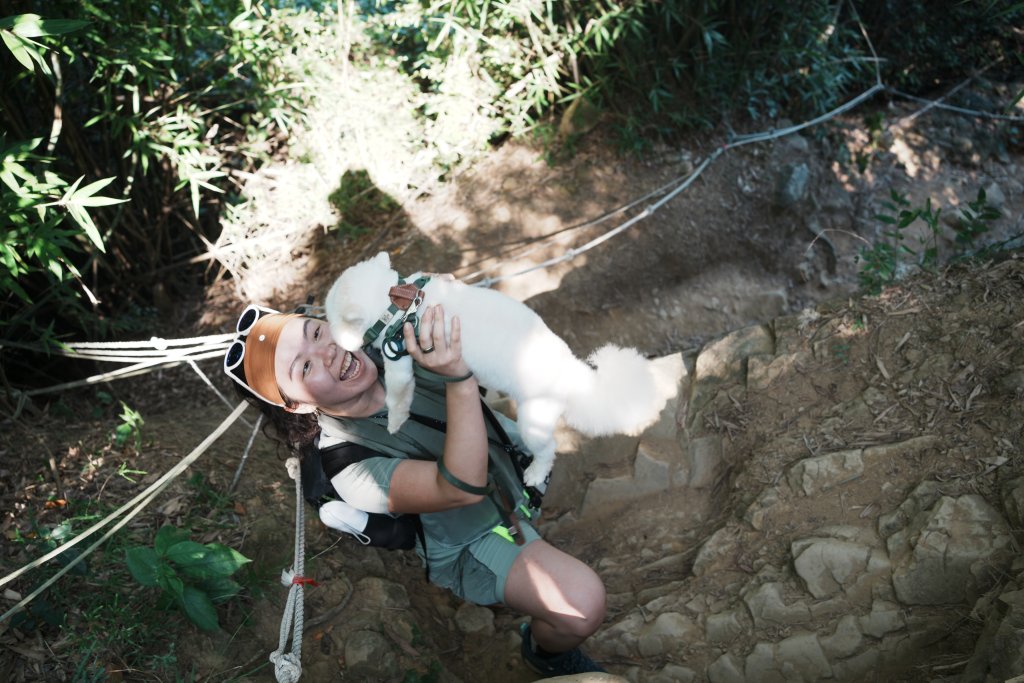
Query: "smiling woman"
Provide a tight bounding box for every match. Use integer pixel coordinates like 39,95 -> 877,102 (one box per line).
224,302 -> 609,677
271,316 -> 385,417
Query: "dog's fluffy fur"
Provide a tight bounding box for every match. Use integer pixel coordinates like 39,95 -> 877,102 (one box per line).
325,252 -> 679,486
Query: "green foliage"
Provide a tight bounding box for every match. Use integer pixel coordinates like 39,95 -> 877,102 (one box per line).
125,525 -> 251,631
855,0 -> 1024,94
362,1 -> 870,146
328,169 -> 400,239
0,1 -> 308,362
954,187 -> 1001,245
112,401 -> 144,449
858,188 -> 1002,294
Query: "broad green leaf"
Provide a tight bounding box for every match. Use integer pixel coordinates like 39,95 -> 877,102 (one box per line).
74,195 -> 126,207
1,137 -> 43,158
33,19 -> 90,36
125,546 -> 163,587
161,568 -> 184,598
155,525 -> 191,556
0,15 -> 86,38
179,585 -> 219,631
72,176 -> 116,198
201,576 -> 242,604
165,540 -> 210,569
174,543 -> 251,580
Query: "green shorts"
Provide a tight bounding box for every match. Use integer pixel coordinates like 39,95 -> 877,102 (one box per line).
426,521 -> 541,606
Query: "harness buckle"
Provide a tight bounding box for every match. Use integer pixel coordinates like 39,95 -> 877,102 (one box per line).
491,525 -> 517,543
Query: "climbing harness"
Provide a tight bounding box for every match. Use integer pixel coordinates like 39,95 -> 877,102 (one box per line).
360,275 -> 431,360
402,402 -> 545,547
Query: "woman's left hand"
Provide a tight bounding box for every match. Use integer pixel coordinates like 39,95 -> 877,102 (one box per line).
404,305 -> 470,379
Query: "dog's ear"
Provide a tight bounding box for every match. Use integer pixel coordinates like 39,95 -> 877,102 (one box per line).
371,251 -> 390,268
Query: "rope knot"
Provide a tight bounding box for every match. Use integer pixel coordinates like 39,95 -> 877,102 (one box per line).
270,651 -> 302,683
285,457 -> 301,481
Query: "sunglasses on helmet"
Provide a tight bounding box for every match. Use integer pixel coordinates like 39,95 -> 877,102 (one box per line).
223,304 -> 282,406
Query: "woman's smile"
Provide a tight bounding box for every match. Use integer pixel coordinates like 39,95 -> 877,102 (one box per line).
338,350 -> 362,382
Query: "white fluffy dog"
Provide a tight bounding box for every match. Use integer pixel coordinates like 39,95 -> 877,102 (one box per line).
325,251 -> 679,486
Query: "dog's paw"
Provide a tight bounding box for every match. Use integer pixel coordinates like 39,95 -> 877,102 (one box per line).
522,461 -> 550,488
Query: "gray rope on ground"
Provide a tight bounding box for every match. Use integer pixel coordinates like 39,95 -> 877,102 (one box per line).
270,457 -> 307,683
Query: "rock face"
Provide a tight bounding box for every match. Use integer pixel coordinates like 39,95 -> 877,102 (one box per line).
545,257 -> 1024,683
887,494 -> 1014,606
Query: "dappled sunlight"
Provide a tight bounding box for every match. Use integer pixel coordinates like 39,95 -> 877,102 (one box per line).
890,137 -> 922,178
522,558 -> 588,621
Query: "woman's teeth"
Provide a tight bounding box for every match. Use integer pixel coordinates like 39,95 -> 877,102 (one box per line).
339,353 -> 360,381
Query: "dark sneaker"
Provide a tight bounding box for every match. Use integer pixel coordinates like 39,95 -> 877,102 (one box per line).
519,623 -> 607,677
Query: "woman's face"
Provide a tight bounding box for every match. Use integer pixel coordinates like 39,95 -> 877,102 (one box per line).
273,316 -> 381,415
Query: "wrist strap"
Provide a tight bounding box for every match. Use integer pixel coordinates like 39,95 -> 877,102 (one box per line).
437,454 -> 491,495
439,370 -> 474,383
414,367 -> 475,384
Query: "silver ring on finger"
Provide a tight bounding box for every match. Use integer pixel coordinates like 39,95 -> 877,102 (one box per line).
421,345 -> 435,353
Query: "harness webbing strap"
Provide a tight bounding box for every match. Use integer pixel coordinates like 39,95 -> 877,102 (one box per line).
362,275 -> 432,348
408,410 -> 530,545
437,453 -> 492,496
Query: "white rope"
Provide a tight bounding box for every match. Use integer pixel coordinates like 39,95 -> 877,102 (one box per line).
22,349 -> 225,397
0,402 -> 249,621
270,457 -> 306,683
46,341 -> 231,361
462,80 -> 884,288
888,88 -> 1024,122
64,333 -> 236,349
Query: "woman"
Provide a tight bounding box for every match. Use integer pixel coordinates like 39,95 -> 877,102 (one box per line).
224,302 -> 607,677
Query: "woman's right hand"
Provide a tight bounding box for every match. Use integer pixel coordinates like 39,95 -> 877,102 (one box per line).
403,304 -> 471,380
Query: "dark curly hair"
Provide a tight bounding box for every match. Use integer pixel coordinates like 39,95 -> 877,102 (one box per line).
232,382 -> 320,454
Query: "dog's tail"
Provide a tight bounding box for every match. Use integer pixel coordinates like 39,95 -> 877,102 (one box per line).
563,345 -> 682,437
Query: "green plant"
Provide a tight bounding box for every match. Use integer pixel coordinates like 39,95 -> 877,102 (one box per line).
858,190 -> 939,293
116,461 -> 147,482
125,525 -> 251,631
112,401 -> 144,449
858,187 -> 1004,294
954,187 -> 1001,245
365,0 -> 870,147
1,2 -> 311,377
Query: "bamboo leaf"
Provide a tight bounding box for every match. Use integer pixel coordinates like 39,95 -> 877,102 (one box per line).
1,31 -> 44,73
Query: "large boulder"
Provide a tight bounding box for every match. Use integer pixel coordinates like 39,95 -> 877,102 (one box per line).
888,494 -> 1014,605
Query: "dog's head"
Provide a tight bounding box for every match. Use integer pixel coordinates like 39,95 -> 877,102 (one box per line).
325,251 -> 397,351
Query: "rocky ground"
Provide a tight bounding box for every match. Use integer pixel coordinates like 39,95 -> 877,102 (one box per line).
2,81 -> 1023,682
